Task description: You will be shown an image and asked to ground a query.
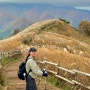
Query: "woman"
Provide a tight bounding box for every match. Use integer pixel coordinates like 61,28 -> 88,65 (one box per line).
26,47 -> 48,90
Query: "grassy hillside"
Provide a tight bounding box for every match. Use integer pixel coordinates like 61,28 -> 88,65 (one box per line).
0,19 -> 90,73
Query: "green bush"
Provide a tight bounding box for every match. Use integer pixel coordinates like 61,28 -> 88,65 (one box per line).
47,75 -> 72,90
59,18 -> 70,24
48,76 -> 60,87
1,58 -> 15,66
0,68 -> 5,86
22,38 -> 32,45
62,86 -> 72,90
12,29 -> 20,36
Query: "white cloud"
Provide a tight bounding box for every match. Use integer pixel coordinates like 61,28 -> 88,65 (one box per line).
75,7 -> 90,10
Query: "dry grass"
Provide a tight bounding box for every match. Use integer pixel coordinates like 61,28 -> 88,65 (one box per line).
33,32 -> 90,58
0,19 -> 90,89
0,40 -> 21,51
36,47 -> 90,73
0,20 -> 58,51
0,19 -> 90,73
34,32 -> 78,47
36,47 -> 90,87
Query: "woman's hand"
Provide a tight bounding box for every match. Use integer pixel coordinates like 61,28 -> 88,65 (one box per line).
42,70 -> 48,77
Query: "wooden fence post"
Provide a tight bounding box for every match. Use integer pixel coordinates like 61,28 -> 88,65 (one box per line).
57,60 -> 60,75
73,67 -> 79,90
57,60 -> 61,87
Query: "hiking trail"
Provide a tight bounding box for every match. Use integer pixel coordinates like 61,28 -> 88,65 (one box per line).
5,59 -> 61,90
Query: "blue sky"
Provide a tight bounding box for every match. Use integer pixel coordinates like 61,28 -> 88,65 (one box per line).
0,0 -> 90,10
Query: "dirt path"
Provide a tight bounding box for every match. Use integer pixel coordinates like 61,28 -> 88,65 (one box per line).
5,59 -> 61,90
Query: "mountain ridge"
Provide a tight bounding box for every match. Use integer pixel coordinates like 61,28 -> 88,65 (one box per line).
0,3 -> 90,39
0,19 -> 90,50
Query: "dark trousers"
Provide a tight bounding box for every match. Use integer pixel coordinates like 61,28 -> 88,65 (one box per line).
26,75 -> 37,90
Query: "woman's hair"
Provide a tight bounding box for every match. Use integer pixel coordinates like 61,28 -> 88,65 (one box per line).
25,53 -> 30,62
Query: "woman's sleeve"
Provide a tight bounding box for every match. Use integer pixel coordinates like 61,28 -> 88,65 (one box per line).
30,59 -> 43,75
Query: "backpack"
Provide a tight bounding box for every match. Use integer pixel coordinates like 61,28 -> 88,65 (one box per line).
18,61 -> 31,80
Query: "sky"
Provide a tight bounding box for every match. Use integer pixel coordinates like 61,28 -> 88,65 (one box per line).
0,0 -> 90,10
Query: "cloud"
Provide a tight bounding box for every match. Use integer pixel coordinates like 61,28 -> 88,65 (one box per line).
76,7 -> 90,10
0,0 -> 90,7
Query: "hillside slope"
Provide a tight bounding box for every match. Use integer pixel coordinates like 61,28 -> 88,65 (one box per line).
0,19 -> 90,73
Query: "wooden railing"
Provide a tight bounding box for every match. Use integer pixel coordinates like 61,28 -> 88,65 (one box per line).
37,60 -> 90,90
0,50 -> 21,60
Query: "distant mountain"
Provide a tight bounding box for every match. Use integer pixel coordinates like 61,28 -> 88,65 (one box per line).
0,3 -> 90,39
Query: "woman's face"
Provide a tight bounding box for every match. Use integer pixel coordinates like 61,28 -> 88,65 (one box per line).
30,51 -> 36,57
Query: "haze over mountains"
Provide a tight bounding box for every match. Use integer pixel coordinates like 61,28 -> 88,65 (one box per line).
0,3 -> 90,39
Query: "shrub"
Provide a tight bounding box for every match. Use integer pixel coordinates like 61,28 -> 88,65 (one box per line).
79,21 -> 90,36
0,67 -> 5,86
59,18 -> 70,24
12,29 -> 20,36
22,38 -> 32,45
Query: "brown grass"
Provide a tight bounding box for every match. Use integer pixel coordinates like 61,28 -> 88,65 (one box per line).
0,19 -> 90,89
36,47 -> 90,73
0,19 -> 90,73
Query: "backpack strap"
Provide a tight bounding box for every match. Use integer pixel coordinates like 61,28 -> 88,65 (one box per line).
27,69 -> 32,76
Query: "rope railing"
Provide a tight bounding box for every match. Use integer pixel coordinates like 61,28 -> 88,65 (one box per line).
37,60 -> 90,90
